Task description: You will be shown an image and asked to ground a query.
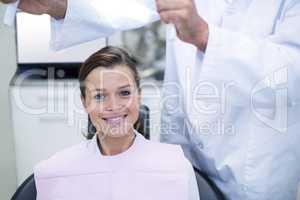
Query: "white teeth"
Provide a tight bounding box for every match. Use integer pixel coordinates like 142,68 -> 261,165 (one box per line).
103,115 -> 126,124
106,117 -> 122,122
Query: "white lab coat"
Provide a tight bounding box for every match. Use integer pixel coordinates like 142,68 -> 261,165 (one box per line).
50,0 -> 300,199
34,133 -> 199,200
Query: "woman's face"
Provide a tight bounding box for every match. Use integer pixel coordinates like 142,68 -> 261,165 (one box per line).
82,65 -> 140,139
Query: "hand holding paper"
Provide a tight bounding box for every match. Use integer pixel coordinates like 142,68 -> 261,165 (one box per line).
156,0 -> 208,51
2,0 -> 66,26
0,0 -> 17,3
2,0 -> 207,51
16,0 -> 66,18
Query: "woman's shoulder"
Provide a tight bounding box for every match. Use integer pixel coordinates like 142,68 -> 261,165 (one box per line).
146,139 -> 184,156
34,140 -> 93,177
139,134 -> 184,156
136,134 -> 190,171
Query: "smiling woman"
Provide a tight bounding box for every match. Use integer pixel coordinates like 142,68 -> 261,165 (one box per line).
79,46 -> 141,155
32,46 -> 200,200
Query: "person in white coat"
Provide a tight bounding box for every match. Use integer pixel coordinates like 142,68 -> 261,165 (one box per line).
2,0 -> 300,199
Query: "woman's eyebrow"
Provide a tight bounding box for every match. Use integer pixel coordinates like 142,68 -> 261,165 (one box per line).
91,88 -> 105,92
118,84 -> 131,89
90,85 -> 131,92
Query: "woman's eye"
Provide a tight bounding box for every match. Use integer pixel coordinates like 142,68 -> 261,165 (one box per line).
119,90 -> 131,97
94,94 -> 105,101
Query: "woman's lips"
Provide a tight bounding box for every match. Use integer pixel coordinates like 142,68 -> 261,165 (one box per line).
102,114 -> 128,125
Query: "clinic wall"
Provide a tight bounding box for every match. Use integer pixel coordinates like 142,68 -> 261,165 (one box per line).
0,4 -> 17,200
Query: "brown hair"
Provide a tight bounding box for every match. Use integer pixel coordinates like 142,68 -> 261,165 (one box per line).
79,46 -> 140,98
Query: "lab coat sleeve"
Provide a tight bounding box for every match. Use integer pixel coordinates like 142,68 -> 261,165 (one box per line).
187,162 -> 200,200
201,0 -> 300,107
50,0 -> 160,50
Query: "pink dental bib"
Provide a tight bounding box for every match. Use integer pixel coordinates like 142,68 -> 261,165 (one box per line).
34,133 -> 190,200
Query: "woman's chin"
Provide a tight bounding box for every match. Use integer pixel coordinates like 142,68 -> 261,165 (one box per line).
100,127 -> 134,139
108,131 -> 131,138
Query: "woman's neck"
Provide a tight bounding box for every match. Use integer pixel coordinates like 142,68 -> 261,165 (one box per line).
97,131 -> 136,156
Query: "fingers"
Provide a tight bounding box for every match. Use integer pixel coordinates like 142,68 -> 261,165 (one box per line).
159,9 -> 188,25
160,10 -> 177,24
0,0 -> 17,4
17,0 -> 50,16
156,0 -> 195,25
160,10 -> 186,38
155,0 -> 192,13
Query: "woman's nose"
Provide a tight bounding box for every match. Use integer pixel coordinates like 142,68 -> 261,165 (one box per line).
104,96 -> 124,111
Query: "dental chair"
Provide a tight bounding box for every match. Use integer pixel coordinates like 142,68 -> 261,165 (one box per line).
10,105 -> 224,200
